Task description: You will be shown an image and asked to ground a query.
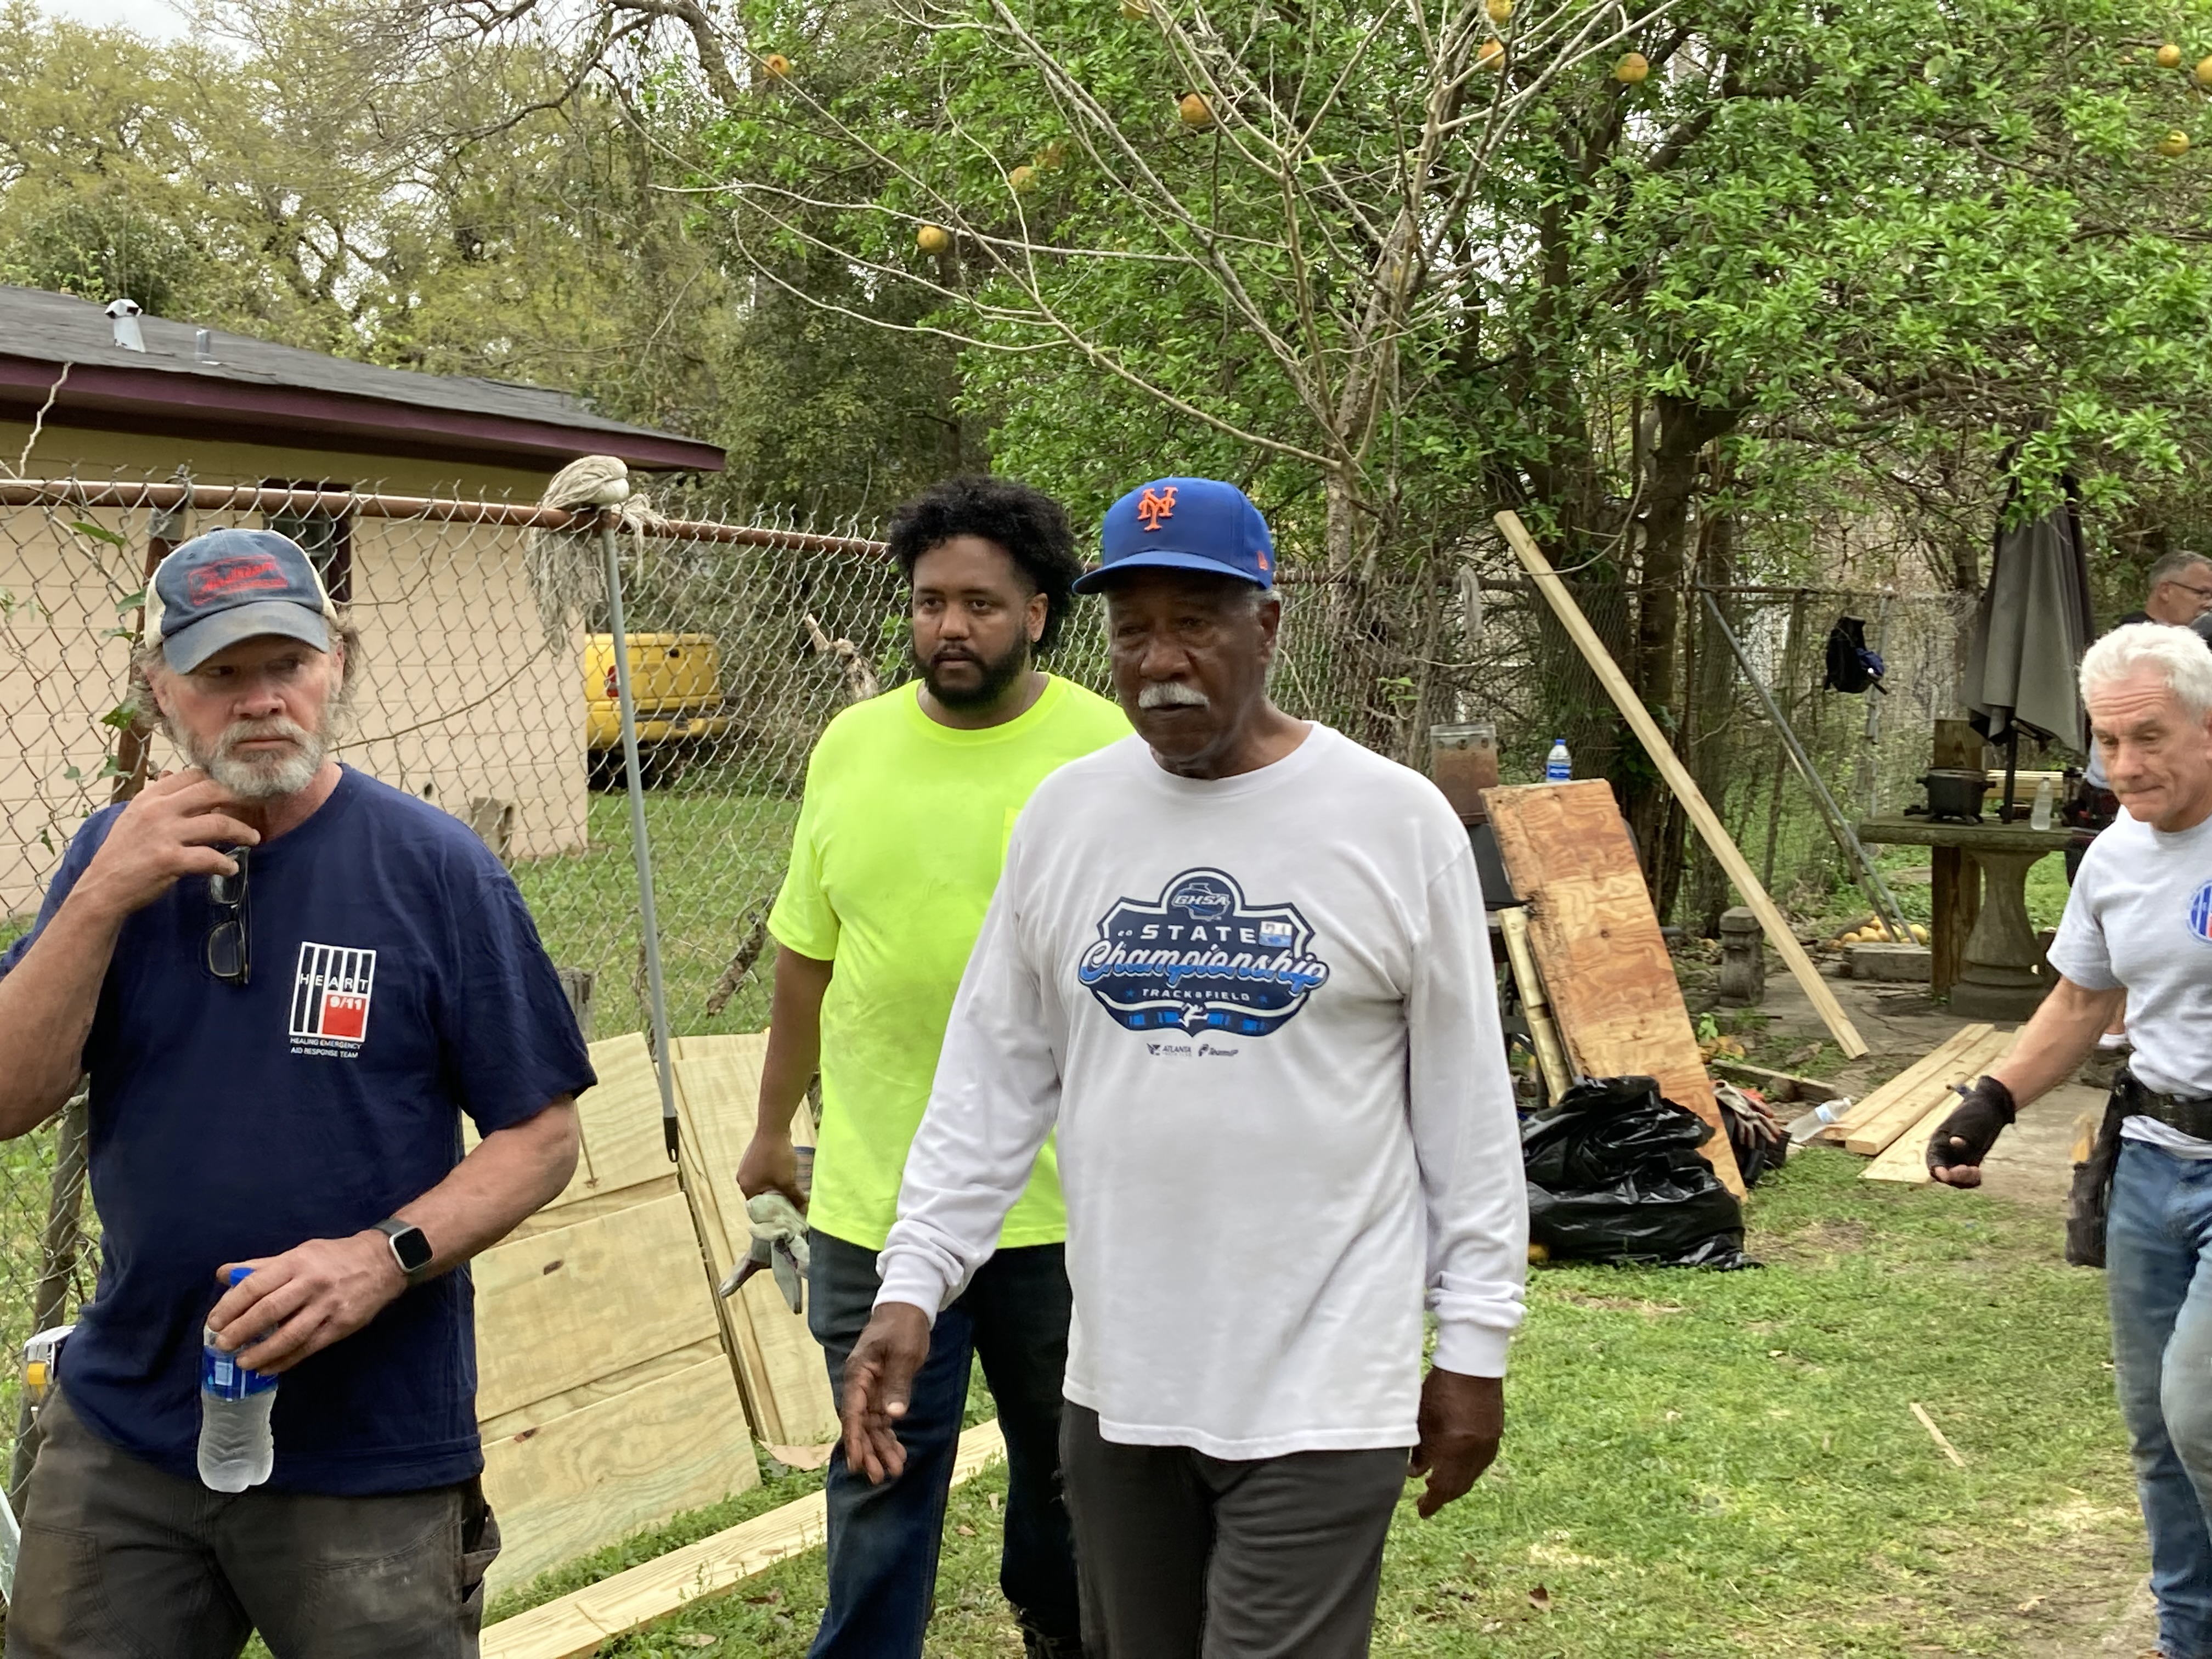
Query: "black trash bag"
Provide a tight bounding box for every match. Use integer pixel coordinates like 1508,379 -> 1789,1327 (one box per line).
1522,1075 -> 1756,1270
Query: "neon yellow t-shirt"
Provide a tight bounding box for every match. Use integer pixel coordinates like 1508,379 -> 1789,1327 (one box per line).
769,674 -> 1131,1251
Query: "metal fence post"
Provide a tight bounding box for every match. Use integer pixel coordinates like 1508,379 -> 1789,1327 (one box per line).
599,517 -> 682,1162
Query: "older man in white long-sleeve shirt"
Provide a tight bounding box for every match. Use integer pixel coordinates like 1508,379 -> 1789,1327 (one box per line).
838,477 -> 1529,1659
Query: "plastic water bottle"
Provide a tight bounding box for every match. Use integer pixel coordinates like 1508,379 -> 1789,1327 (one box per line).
198,1267 -> 276,1492
2029,776 -> 2055,831
1545,738 -> 1572,783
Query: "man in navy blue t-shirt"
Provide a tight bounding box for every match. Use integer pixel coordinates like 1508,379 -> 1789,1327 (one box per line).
0,528 -> 595,1659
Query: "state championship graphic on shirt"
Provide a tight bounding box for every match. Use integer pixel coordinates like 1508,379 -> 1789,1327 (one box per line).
1077,867 -> 1330,1036
290,941 -> 377,1054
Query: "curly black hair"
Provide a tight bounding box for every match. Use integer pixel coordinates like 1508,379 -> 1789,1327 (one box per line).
885,476 -> 1085,653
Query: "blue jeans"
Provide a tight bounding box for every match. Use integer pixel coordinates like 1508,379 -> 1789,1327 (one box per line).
2109,1139 -> 2212,1659
805,1229 -> 1080,1658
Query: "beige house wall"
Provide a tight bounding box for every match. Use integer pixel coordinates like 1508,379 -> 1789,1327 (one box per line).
0,420 -> 590,920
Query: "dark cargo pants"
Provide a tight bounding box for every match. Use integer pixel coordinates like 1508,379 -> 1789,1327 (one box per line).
4,1388 -> 501,1659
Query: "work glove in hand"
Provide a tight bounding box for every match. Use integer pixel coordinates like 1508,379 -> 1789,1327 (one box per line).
1926,1075 -> 2016,1182
718,1193 -> 811,1312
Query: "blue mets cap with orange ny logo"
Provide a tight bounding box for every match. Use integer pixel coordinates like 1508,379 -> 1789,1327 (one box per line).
1073,476 -> 1275,593
147,528 -> 337,673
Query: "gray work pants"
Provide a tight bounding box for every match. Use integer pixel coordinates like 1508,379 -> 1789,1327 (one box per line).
4,1389 -> 500,1659
1059,1403 -> 1408,1658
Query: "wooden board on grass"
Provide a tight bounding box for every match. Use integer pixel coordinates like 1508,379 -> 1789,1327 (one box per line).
670,1033 -> 840,1448
1842,1029 -> 2013,1155
1863,1094 -> 1976,1183
1826,1024 -> 1994,1139
481,1420 -> 1007,1659
475,1194 -> 718,1421
1485,780 -> 1744,1195
481,1356 -> 761,1595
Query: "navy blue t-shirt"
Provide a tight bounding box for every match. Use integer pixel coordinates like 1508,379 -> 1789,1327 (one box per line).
0,767 -> 596,1494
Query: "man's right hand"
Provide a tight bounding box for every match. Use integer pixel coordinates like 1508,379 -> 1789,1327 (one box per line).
1928,1075 -> 2017,1187
736,1128 -> 806,1210
839,1301 -> 932,1484
73,770 -> 259,922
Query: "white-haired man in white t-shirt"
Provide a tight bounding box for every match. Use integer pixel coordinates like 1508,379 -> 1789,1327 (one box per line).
1930,622 -> 2212,1659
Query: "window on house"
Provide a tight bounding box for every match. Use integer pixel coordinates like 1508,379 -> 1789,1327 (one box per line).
262,479 -> 353,603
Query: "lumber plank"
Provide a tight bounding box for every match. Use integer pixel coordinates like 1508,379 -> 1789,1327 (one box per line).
475,1194 -> 718,1421
1863,1093 -> 1970,1182
1498,907 -> 1572,1102
1827,1024 -> 1995,1136
1485,781 -> 1745,1195
1860,1032 -> 2018,1177
481,1420 -> 1007,1659
671,1034 -> 840,1448
1842,1030 -> 2013,1155
478,1337 -> 724,1442
1495,510 -> 1867,1059
482,1357 -> 762,1596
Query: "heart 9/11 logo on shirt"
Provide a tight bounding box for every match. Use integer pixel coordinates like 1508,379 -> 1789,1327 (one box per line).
290,942 -> 377,1056
1077,867 -> 1330,1037
2191,880 -> 2212,945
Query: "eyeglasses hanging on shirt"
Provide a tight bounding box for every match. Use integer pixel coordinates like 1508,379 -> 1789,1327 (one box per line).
206,848 -> 251,986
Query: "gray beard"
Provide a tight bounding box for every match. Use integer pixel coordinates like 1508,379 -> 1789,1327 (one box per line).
186,718 -> 328,800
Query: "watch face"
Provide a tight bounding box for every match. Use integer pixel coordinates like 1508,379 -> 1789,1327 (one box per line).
391,1226 -> 434,1274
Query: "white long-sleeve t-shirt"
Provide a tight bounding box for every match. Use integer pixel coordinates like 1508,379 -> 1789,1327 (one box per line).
876,723 -> 1528,1459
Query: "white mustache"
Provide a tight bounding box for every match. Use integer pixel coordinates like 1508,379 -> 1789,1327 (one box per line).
1138,681 -> 1210,710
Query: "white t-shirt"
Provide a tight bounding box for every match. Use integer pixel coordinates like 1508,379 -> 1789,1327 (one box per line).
2047,808 -> 2212,1156
876,724 -> 1530,1459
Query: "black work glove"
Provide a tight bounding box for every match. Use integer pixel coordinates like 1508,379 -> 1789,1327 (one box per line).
1926,1075 -> 2017,1186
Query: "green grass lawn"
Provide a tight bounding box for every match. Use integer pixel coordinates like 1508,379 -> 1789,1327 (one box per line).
486,1153 -> 2143,1658
510,786 -> 800,1041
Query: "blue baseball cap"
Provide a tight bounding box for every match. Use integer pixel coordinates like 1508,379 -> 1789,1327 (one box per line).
1073,477 -> 1275,592
147,528 -> 336,673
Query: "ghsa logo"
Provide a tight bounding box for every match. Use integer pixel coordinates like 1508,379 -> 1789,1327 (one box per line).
1077,867 -> 1328,1037
2191,879 -> 2212,946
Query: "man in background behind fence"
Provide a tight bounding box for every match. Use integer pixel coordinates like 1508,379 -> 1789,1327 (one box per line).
737,477 -> 1127,1658
0,528 -> 593,1658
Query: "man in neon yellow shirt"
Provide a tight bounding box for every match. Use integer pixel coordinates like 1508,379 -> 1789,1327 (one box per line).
739,476 -> 1127,1659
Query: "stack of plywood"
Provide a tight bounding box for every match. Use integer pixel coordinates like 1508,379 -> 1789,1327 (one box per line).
471,1032 -> 760,1594
1485,780 -> 1746,1195
670,1033 -> 840,1452
1816,1023 -> 2016,1183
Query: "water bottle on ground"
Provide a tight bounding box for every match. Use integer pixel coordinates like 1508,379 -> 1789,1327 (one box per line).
1545,738 -> 1572,783
198,1267 -> 276,1492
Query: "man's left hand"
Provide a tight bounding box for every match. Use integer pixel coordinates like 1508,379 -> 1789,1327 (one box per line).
208,1233 -> 408,1374
1408,1367 -> 1503,1519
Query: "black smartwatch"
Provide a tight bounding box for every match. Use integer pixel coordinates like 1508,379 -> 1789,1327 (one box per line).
374,1219 -> 435,1286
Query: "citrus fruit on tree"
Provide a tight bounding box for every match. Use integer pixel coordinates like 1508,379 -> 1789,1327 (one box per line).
1615,51 -> 1650,82
917,223 -> 952,253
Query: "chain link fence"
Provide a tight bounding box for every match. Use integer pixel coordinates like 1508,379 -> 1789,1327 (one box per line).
0,473 -> 2000,1508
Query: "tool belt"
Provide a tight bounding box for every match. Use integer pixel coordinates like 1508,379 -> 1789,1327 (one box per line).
2068,1072 -> 2212,1267
2118,1070 -> 2212,1139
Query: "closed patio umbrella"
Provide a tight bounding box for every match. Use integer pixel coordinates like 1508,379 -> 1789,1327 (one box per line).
1962,483 -> 2094,812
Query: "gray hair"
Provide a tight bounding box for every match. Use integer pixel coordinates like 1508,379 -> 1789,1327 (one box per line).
2147,550 -> 2212,592
2079,621 -> 2212,721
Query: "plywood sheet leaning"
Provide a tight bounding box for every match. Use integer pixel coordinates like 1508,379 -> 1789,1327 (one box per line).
671,1032 -> 840,1448
1486,780 -> 1745,1196
1864,1030 -> 2020,1184
467,1031 -> 678,1241
481,1420 -> 1007,1659
475,1193 -> 720,1421
481,1357 -> 760,1594
1495,510 -> 1867,1059
1841,1028 -> 2013,1155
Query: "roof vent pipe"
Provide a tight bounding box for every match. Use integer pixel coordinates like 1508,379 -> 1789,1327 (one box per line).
194,328 -> 218,365
104,298 -> 144,352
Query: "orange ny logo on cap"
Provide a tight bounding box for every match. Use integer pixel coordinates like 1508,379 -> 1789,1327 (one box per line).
1135,486 -> 1178,531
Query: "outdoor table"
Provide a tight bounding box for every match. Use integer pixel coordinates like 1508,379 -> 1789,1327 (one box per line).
1854,816 -> 2076,1020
